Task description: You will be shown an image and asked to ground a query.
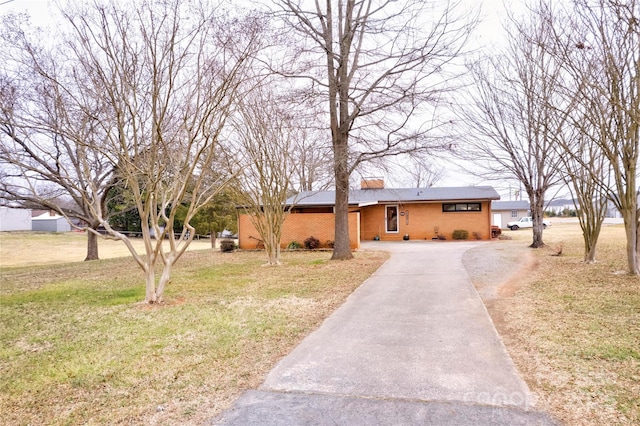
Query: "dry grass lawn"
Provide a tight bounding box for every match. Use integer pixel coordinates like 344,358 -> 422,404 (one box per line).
0,233 -> 387,425
2,225 -> 638,425
0,231 -> 213,267
484,220 -> 640,426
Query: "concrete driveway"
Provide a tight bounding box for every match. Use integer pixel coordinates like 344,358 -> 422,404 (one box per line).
214,241 -> 557,425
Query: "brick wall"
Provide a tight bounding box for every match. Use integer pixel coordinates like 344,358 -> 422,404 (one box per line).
238,212 -> 360,250
360,202 -> 493,241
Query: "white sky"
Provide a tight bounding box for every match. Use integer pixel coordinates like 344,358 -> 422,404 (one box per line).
0,0 -> 53,25
0,0 -> 533,199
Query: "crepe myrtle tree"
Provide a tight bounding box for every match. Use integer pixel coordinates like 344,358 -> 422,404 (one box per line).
227,82 -> 302,265
543,0 -> 640,273
559,126 -> 610,263
0,0 -> 263,303
532,1 -> 611,264
274,0 -> 478,259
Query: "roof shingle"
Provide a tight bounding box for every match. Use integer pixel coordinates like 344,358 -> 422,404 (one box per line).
287,186 -> 500,207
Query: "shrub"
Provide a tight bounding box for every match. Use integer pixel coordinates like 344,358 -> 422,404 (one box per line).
220,239 -> 235,252
304,236 -> 320,250
472,231 -> 482,240
452,230 -> 469,240
325,240 -> 335,248
437,234 -> 446,240
287,241 -> 301,250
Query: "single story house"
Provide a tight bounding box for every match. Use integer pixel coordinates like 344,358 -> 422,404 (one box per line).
546,198 -> 576,216
237,180 -> 500,250
605,199 -> 622,219
0,207 -> 32,231
491,200 -> 530,229
32,212 -> 71,232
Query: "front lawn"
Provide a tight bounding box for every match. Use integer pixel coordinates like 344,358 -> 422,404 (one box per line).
493,221 -> 640,425
0,241 -> 386,425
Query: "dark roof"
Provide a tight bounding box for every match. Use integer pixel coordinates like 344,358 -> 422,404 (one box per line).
546,198 -> 575,207
491,200 -> 530,211
287,186 -> 500,207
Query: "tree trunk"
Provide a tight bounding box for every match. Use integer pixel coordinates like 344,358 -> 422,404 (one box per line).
582,222 -> 599,263
636,219 -> 640,275
155,259 -> 173,303
529,191 -> 546,249
584,247 -> 597,264
581,212 -> 603,264
530,227 -> 544,248
84,229 -> 99,261
265,233 -> 281,265
145,267 -> 157,303
624,211 -> 639,274
331,137 -> 353,260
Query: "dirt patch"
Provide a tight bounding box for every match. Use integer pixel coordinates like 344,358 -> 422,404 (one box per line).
462,240 -> 534,302
497,255 -> 538,298
463,241 -> 541,360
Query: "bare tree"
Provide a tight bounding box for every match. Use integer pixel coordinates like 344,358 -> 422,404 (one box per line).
522,2 -> 611,264
276,91 -> 333,192
0,1 -> 261,302
227,83 -> 300,265
0,49 -> 116,261
560,125 -> 610,263
293,127 -> 333,192
455,5 -> 566,248
408,160 -> 443,188
381,155 -> 444,188
549,0 -> 639,273
274,0 -> 478,259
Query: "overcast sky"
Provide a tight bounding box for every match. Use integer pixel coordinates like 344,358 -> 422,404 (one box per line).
1,0 -> 517,46
0,0 -> 531,198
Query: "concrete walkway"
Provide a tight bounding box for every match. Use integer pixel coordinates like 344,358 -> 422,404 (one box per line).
214,241 -> 557,425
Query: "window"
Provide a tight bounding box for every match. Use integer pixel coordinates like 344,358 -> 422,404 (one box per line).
511,210 -> 518,218
386,205 -> 398,233
442,203 -> 481,212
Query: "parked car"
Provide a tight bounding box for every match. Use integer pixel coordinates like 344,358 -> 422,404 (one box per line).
507,216 -> 551,230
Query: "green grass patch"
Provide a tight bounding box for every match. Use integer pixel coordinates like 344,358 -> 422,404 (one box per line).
0,239 -> 387,425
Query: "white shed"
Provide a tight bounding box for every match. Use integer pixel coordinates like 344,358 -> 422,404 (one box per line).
31,212 -> 71,232
0,207 -> 32,231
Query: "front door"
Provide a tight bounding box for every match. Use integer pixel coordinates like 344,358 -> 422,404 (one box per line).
386,205 -> 398,233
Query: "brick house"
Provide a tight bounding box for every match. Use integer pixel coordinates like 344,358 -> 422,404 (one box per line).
237,180 -> 500,250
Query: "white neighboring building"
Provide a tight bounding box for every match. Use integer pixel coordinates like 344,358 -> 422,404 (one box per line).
546,198 -> 576,215
491,200 -> 530,229
0,207 -> 32,231
31,212 -> 71,232
605,199 -> 622,219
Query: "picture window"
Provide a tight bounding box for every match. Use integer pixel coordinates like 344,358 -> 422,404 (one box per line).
442,203 -> 481,212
